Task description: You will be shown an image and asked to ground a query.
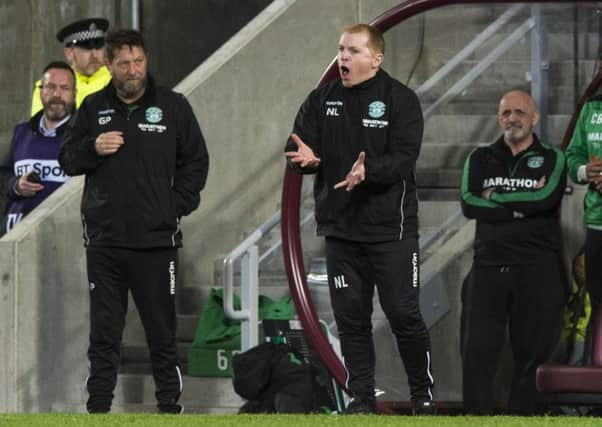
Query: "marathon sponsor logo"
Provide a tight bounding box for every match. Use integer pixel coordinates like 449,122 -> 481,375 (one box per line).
138,123 -> 167,133
14,159 -> 68,183
362,118 -> 388,128
482,176 -> 538,190
325,100 -> 343,106
588,132 -> 602,142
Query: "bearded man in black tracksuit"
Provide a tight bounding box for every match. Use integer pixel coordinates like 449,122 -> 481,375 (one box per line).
59,29 -> 209,414
460,90 -> 566,415
285,24 -> 434,415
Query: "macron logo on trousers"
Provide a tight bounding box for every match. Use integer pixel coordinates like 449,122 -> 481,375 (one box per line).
169,261 -> 176,295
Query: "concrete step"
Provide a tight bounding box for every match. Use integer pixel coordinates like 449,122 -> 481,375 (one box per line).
419,188 -> 461,201
422,114 -> 571,145
416,168 -> 463,188
415,60 -> 595,115
417,143 -> 476,171
470,31 -> 599,62
112,374 -> 243,413
420,200 -> 462,229
120,342 -> 191,373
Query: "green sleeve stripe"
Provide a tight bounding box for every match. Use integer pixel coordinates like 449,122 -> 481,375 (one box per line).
490,147 -> 565,203
566,102 -> 592,182
461,148 -> 501,208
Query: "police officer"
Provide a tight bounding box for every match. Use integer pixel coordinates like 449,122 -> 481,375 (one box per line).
31,18 -> 111,115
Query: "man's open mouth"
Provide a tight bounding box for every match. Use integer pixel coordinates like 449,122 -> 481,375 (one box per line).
340,66 -> 350,77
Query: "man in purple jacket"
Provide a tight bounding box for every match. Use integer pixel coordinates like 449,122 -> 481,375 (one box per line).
0,61 -> 75,235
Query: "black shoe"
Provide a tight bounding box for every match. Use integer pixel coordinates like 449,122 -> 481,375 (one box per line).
158,403 -> 184,414
86,398 -> 111,414
344,398 -> 376,414
413,400 -> 437,415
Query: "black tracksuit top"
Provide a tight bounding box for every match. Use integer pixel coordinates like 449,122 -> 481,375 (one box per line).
59,76 -> 209,249
286,69 -> 424,242
460,135 -> 566,265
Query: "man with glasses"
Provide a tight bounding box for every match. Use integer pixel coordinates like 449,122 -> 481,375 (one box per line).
30,18 -> 111,115
0,61 -> 75,235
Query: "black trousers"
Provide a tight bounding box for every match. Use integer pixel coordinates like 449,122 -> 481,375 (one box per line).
585,227 -> 602,315
461,257 -> 565,415
85,246 -> 182,412
325,237 -> 434,402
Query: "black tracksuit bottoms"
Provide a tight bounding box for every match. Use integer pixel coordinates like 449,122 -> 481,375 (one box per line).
85,246 -> 182,412
325,237 -> 434,402
461,256 -> 565,415
585,227 -> 602,315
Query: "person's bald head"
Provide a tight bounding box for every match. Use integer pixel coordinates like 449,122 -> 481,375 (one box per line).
498,90 -> 539,146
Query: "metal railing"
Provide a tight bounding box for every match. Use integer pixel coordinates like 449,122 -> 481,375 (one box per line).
222,198 -> 313,350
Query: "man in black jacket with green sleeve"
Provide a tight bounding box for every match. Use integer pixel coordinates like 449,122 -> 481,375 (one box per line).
59,29 -> 209,414
460,90 -> 566,415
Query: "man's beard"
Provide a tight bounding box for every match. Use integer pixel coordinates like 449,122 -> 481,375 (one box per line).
114,76 -> 147,100
43,98 -> 73,121
503,124 -> 530,144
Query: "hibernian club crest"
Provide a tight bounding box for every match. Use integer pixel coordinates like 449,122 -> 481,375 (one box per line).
145,107 -> 163,123
368,101 -> 386,118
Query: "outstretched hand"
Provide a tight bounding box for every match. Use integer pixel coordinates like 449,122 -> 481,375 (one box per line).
285,133 -> 320,168
334,151 -> 366,192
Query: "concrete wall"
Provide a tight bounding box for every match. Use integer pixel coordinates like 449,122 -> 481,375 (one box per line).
142,0 -> 272,89
0,177 -> 88,411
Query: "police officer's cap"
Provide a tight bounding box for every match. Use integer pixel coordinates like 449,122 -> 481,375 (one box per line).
56,18 -> 109,49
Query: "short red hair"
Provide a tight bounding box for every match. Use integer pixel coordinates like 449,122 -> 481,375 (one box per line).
342,24 -> 385,55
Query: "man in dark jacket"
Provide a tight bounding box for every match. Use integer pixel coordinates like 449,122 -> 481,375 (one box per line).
285,24 -> 434,415
0,61 -> 75,235
460,90 -> 566,415
59,29 -> 209,414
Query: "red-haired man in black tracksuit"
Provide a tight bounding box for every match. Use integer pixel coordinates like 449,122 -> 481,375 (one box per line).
285,24 -> 434,415
460,90 -> 566,415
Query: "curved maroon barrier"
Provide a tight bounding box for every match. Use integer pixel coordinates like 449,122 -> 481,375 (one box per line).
281,0 -> 585,393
